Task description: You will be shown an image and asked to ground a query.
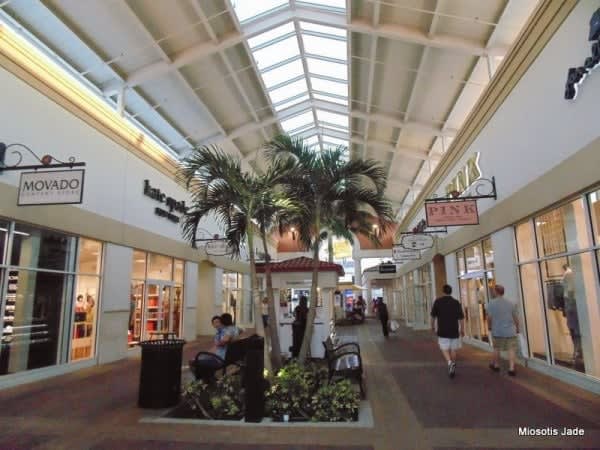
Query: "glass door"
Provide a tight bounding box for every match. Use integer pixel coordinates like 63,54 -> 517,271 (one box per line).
144,281 -> 178,340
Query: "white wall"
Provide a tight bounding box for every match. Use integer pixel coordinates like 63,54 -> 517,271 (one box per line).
0,66 -> 203,243
490,227 -> 520,305
409,1 -> 600,233
183,261 -> 198,341
97,244 -> 132,364
445,253 -> 458,295
196,262 -> 223,336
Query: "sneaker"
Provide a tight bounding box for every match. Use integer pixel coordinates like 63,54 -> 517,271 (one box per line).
489,363 -> 500,372
448,361 -> 456,378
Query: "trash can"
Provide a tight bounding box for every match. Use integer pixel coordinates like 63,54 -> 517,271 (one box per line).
138,339 -> 185,409
243,335 -> 265,422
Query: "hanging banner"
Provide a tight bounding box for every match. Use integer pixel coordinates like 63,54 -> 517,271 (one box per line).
18,169 -> 85,206
425,199 -> 479,226
392,246 -> 420,261
400,234 -> 434,250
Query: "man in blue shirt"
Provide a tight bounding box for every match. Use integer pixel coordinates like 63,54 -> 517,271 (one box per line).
487,284 -> 520,376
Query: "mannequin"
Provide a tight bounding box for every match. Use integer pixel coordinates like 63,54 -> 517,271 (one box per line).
562,264 -> 581,360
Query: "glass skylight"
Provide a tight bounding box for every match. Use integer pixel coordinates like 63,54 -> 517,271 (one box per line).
268,78 -> 308,104
311,77 -> 347,97
232,0 -> 288,23
300,22 -> 347,38
313,92 -> 348,106
303,35 -> 347,60
307,57 -> 347,80
280,110 -> 314,133
273,94 -> 310,112
316,109 -> 347,128
232,0 -> 348,153
253,35 -> 300,70
248,23 -> 296,49
261,59 -> 304,88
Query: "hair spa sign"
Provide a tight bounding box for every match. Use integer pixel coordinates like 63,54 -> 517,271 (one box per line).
143,179 -> 188,224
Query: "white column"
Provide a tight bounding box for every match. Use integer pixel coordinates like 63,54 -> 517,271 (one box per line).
97,244 -> 133,365
196,262 -> 223,336
183,261 -> 198,342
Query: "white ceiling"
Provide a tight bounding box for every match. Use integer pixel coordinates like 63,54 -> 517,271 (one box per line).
0,0 -> 539,220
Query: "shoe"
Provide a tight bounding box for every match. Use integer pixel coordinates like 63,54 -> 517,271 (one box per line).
489,363 -> 500,372
448,361 -> 456,378
508,369 -> 516,377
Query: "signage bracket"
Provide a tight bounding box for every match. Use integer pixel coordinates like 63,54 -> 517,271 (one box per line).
425,177 -> 497,203
398,227 -> 447,235
0,142 -> 86,173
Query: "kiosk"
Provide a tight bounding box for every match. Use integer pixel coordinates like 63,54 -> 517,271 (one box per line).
255,257 -> 343,359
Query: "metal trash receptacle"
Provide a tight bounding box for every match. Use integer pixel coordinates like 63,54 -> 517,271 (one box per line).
138,339 -> 185,409
244,335 -> 265,422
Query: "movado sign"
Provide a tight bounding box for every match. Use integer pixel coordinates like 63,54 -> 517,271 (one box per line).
18,169 -> 84,205
564,8 -> 600,100
143,179 -> 188,224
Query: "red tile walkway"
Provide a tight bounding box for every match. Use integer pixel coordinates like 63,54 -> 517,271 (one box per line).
0,321 -> 598,450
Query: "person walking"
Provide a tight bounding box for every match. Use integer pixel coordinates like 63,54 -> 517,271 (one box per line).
430,284 -> 464,378
378,300 -> 390,338
487,284 -> 520,376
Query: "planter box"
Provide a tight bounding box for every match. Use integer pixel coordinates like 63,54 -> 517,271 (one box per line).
166,402 -> 243,421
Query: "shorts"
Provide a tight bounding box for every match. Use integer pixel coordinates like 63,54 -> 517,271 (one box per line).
438,337 -> 462,351
493,336 -> 518,351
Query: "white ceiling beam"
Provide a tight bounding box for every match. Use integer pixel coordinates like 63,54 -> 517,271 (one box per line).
102,5 -> 501,95
350,138 -> 440,162
119,0 -> 244,159
362,0 -> 379,159
351,111 -> 456,137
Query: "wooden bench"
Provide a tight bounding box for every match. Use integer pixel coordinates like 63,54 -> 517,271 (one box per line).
322,336 -> 365,398
189,335 -> 254,383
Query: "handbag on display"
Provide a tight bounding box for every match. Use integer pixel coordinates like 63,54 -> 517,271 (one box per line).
389,320 -> 400,333
517,333 -> 528,358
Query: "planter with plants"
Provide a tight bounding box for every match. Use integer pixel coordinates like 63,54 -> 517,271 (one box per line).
169,373 -> 244,420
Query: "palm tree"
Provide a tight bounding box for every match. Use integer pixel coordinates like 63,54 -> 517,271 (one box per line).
178,145 -> 299,369
264,135 -> 395,363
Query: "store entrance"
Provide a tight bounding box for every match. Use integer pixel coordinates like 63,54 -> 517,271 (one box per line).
459,272 -> 492,343
143,281 -> 181,340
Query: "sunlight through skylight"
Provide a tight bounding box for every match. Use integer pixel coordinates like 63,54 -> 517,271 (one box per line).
307,57 -> 347,80
248,22 -> 295,48
298,0 -> 346,9
253,35 -> 301,70
303,35 -> 347,60
281,110 -> 314,133
268,78 -> 309,104
300,22 -> 347,38
231,0 -> 288,23
311,77 -> 348,97
261,59 -> 304,88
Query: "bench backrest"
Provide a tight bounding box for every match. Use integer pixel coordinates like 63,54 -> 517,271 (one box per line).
224,334 -> 263,364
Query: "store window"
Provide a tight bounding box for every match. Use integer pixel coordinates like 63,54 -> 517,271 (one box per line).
456,238 -> 495,343
415,265 -> 432,327
1,222 -> 102,375
516,193 -> 600,379
128,251 -> 184,346
589,189 -> 600,244
222,272 -> 252,326
71,239 -> 102,361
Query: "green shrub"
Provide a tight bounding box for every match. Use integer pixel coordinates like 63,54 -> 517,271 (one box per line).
182,373 -> 244,419
310,379 -> 360,422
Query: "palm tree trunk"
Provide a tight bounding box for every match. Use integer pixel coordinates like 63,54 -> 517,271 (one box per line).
298,207 -> 320,364
261,232 -> 282,371
247,228 -> 271,372
328,234 -> 333,263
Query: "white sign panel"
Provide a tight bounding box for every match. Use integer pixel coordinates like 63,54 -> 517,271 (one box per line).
392,246 -> 421,261
18,170 -> 85,206
400,234 -> 434,250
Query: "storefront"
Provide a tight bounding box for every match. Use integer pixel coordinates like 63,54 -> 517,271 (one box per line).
1,220 -> 102,375
396,2 -> 600,392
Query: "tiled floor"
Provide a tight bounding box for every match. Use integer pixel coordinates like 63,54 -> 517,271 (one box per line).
0,321 -> 598,450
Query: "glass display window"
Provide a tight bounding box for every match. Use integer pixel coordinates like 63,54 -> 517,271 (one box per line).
464,243 -> 484,272
128,251 -> 185,345
516,220 -> 537,262
10,224 -> 76,271
0,220 -> 8,264
456,250 -> 466,276
535,198 -> 590,258
132,250 -> 147,279
515,192 -> 600,379
589,189 -> 600,245
483,238 -> 494,269
147,253 -> 173,281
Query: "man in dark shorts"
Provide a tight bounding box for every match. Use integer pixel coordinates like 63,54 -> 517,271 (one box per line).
431,285 -> 465,378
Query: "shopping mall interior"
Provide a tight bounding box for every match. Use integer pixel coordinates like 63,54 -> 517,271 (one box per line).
0,0 -> 599,449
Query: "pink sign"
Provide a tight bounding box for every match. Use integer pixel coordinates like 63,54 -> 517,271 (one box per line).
425,200 -> 479,226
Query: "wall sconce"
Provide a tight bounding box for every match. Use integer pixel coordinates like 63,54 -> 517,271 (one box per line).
290,227 -> 296,241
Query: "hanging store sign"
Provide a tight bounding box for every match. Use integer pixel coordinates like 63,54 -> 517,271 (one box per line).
400,234 -> 434,250
143,179 -> 188,224
392,246 -> 420,261
18,169 -> 85,206
564,8 -> 600,100
378,263 -> 397,274
425,199 -> 479,227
